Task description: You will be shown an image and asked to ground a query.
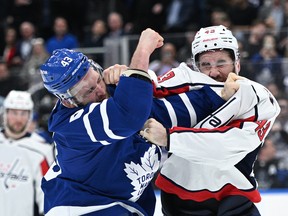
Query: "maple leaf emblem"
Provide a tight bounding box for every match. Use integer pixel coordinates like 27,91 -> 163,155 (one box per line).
124,146 -> 160,201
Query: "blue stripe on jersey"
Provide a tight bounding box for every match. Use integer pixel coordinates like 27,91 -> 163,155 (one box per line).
161,94 -> 194,128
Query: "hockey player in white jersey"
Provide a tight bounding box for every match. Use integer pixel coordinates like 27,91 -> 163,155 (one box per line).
0,90 -> 55,216
141,25 -> 281,215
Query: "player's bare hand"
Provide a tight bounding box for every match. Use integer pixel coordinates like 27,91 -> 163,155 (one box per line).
103,64 -> 128,85
221,72 -> 245,101
140,118 -> 167,147
130,28 -> 163,71
137,28 -> 164,55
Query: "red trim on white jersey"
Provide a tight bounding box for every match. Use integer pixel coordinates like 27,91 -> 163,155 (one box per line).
156,174 -> 261,202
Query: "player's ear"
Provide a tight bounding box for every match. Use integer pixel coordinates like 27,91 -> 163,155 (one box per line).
61,99 -> 76,108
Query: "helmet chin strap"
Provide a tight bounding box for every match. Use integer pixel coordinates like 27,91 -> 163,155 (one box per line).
60,98 -> 79,108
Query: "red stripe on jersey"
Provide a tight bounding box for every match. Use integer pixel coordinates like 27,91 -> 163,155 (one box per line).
152,81 -> 190,98
41,159 -> 50,176
227,116 -> 256,127
155,174 -> 261,203
170,126 -> 232,133
169,116 -> 257,134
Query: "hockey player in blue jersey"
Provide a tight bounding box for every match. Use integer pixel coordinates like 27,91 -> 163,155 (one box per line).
40,28 -> 166,216
39,28 -> 233,216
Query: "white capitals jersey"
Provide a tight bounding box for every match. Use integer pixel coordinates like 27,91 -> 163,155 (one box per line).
151,63 -> 281,203
0,131 -> 54,216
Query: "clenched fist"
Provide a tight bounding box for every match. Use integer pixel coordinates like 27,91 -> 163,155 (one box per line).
221,73 -> 245,101
103,64 -> 128,85
140,118 -> 167,147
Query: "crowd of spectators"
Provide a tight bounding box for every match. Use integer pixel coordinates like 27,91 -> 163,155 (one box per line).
1,0 -> 288,190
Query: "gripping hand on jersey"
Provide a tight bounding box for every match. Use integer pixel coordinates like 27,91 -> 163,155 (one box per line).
221,73 -> 245,101
140,118 -> 167,147
103,64 -> 128,85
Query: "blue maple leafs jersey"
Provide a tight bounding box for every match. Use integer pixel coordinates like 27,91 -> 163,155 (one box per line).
42,75 -> 225,216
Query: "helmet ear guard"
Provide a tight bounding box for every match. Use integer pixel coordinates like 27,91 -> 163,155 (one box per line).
191,25 -> 240,72
88,59 -> 103,76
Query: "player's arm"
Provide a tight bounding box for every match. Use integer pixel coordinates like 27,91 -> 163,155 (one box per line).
79,29 -> 163,142
103,28 -> 164,83
150,63 -> 224,98
141,81 -> 280,165
141,117 -> 275,167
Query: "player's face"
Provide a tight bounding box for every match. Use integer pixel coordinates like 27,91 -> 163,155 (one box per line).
6,109 -> 30,135
197,50 -> 235,82
69,67 -> 108,105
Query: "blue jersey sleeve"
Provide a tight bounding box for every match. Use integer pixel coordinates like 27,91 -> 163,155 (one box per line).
48,76 -> 152,145
150,85 -> 225,128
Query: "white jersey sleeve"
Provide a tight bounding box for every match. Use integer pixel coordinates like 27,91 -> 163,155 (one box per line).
168,79 -> 280,164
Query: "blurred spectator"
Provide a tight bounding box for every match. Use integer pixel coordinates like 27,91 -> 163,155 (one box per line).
149,42 -> 180,76
165,0 -> 207,32
1,27 -> 17,67
82,19 -> 108,65
5,0 -> 42,31
266,81 -> 285,99
242,21 -> 268,59
254,138 -> 284,189
84,0 -> 109,26
21,38 -> 49,92
37,0 -> 53,41
250,33 -> 285,89
236,39 -> 255,80
11,21 -> 36,74
277,0 -> 288,57
257,0 -> 284,36
227,0 -> 259,29
209,8 -> 249,40
49,0 -> 87,42
121,0 -> 170,34
83,19 -> 107,47
104,12 -> 127,67
0,60 -> 27,100
269,97 -> 288,178
106,12 -> 126,39
273,97 -> 288,134
177,31 -> 195,66
210,8 -> 232,28
45,16 -> 79,54
16,21 -> 36,60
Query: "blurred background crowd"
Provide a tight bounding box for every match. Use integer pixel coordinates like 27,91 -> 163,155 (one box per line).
1,0 -> 288,190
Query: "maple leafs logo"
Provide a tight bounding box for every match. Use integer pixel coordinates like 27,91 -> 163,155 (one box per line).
124,146 -> 160,201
